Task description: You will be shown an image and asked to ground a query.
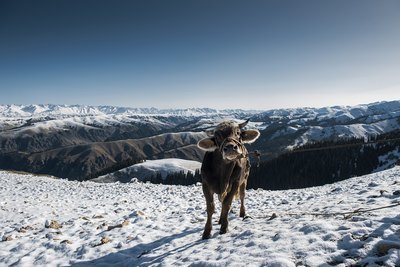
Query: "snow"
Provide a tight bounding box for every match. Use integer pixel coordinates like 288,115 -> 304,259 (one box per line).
1,167 -> 400,266
290,117 -> 400,146
375,149 -> 400,173
94,158 -> 201,183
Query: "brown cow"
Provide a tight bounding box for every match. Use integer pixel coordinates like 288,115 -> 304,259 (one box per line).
197,120 -> 260,239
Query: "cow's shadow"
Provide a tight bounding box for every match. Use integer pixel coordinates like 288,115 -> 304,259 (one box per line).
69,227 -> 204,266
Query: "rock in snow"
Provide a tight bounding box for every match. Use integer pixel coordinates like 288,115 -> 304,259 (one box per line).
0,168 -> 400,266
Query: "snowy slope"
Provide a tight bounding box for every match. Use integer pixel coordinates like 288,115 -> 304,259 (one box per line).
93,158 -> 201,183
257,101 -> 400,149
1,168 -> 400,266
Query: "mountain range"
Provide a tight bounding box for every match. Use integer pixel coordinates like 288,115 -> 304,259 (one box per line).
1,100 -> 399,180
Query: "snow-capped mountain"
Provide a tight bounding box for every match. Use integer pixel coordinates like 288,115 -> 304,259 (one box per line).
0,100 -> 399,181
1,167 -> 399,266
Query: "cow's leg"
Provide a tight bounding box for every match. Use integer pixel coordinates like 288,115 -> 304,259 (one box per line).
219,182 -> 239,235
239,182 -> 247,217
202,183 -> 214,240
217,192 -> 226,225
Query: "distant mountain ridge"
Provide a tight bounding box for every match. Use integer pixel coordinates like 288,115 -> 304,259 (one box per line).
0,100 -> 399,181
0,104 -> 258,117
1,101 -> 400,119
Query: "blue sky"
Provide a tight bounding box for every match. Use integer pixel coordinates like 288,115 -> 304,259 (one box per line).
0,0 -> 399,110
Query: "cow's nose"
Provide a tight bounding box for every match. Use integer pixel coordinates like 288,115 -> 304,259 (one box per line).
223,144 -> 238,152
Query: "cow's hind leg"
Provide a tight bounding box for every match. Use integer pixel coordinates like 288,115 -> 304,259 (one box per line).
239,182 -> 246,217
202,183 -> 214,240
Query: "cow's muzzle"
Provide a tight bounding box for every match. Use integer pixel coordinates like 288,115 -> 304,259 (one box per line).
221,138 -> 244,161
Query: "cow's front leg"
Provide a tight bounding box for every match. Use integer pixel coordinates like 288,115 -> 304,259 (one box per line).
202,183 -> 215,240
219,182 -> 239,235
239,181 -> 247,217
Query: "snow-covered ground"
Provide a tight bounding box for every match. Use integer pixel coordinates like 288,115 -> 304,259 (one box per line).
1,168 -> 400,266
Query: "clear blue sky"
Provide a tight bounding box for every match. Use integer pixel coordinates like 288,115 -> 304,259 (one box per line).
1,0 -> 399,109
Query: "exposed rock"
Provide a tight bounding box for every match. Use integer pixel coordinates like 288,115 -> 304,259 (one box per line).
101,236 -> 111,245
376,241 -> 400,256
268,213 -> 278,221
114,208 -> 124,214
2,235 -> 13,241
131,210 -> 146,218
92,236 -> 112,247
45,220 -> 62,229
96,222 -> 108,230
106,220 -> 130,231
17,225 -> 33,233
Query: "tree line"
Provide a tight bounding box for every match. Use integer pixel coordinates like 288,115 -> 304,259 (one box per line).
248,130 -> 400,190
145,169 -> 202,185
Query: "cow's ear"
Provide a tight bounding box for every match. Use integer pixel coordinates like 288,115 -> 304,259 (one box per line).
241,130 -> 260,144
197,137 -> 218,151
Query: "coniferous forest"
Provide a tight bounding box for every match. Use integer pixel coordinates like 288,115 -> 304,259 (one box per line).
147,130 -> 400,190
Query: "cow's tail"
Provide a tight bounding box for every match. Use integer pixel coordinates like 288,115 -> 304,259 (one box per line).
218,190 -> 240,202
218,192 -> 227,202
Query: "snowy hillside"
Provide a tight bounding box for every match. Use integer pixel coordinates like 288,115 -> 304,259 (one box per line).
93,158 -> 201,183
255,101 -> 400,148
1,168 -> 400,266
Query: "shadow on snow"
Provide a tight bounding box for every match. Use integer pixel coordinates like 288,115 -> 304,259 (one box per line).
69,227 -> 205,266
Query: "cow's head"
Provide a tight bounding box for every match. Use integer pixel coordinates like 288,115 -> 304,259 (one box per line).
197,120 -> 260,161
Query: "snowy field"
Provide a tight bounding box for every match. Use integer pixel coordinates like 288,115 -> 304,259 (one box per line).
1,168 -> 400,266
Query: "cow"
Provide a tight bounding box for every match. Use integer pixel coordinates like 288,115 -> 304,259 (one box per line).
197,120 -> 260,239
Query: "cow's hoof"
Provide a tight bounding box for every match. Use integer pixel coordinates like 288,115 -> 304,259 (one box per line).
219,228 -> 227,235
202,232 -> 211,240
243,215 -> 253,221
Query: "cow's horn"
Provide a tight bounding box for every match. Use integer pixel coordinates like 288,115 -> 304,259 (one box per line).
239,119 -> 250,129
